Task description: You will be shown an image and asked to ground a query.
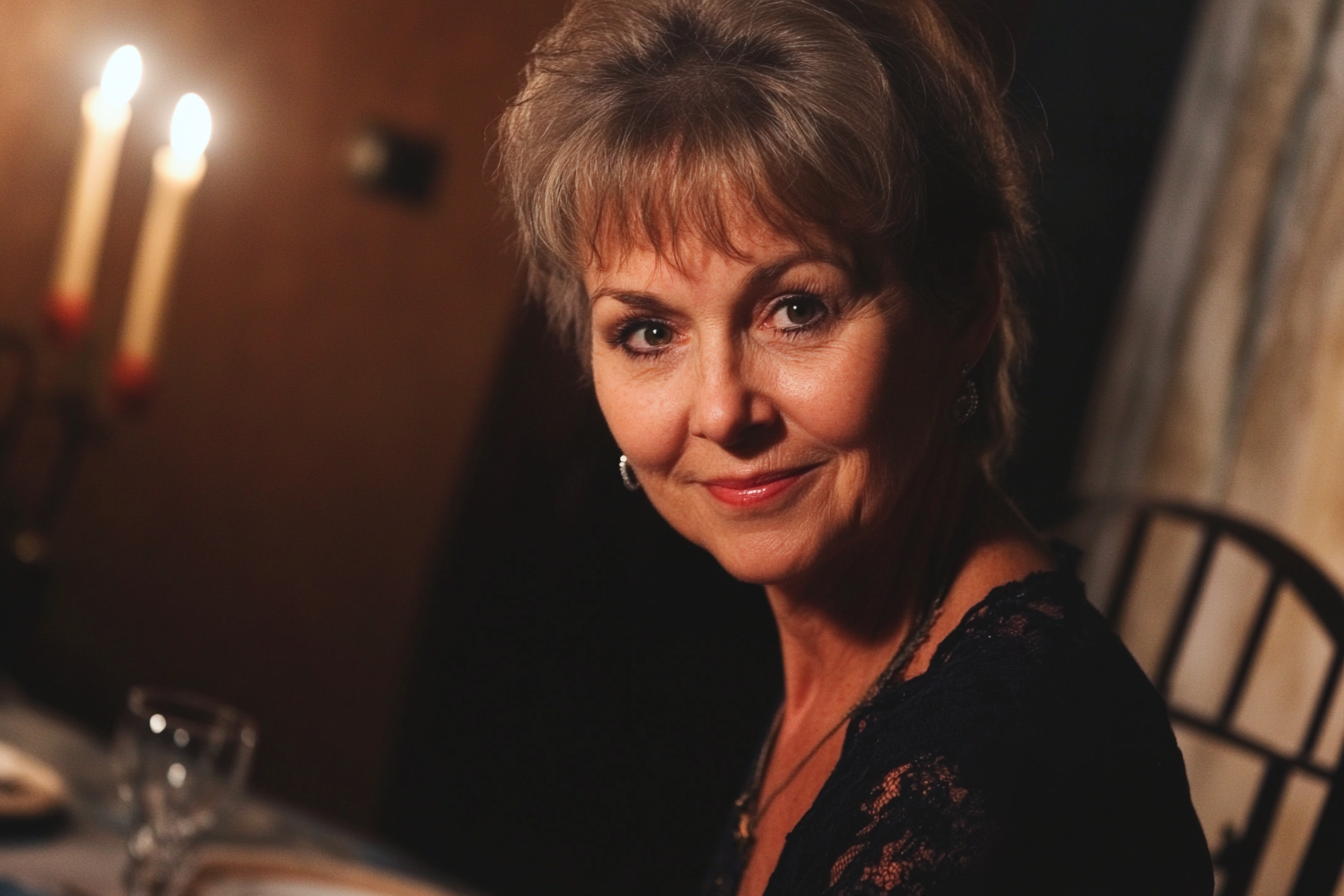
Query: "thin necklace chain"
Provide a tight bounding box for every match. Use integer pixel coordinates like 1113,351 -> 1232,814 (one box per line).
732,583 -> 950,859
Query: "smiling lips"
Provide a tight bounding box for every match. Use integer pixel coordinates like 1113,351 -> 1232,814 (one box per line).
702,464 -> 820,508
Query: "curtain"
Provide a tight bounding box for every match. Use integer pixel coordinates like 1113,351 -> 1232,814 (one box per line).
1078,0 -> 1344,891
1081,0 -> 1344,577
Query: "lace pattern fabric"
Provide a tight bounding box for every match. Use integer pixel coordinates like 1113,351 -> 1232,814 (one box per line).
704,568 -> 1213,896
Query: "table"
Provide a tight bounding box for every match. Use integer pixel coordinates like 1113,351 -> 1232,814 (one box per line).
0,695 -> 477,896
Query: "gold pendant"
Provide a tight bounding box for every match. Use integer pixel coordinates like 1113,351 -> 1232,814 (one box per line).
734,808 -> 755,856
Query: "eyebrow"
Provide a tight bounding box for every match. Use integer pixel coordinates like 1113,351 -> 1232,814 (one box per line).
589,250 -> 851,307
587,290 -> 673,312
746,250 -> 852,287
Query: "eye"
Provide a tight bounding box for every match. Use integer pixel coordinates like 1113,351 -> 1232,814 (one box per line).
641,323 -> 674,346
770,294 -> 828,331
619,320 -> 676,353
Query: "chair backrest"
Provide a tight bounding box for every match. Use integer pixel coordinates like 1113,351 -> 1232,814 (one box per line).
1079,500 -> 1344,896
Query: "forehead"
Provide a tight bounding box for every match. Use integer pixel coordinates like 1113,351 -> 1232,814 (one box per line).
582,190 -> 850,283
583,236 -> 854,308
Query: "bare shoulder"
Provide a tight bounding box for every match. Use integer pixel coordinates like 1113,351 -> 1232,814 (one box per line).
907,489 -> 1055,678
963,490 -> 1057,593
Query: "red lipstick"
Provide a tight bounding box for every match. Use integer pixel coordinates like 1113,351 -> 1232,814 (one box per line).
702,465 -> 819,508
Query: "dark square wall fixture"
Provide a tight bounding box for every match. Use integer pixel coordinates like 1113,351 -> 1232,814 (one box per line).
346,121 -> 442,206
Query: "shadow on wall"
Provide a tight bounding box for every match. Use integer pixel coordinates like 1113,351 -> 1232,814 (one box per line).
383,304 -> 781,896
1002,0 -> 1202,525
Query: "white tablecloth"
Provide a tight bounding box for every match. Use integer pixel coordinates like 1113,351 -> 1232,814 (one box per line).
0,697 -> 471,896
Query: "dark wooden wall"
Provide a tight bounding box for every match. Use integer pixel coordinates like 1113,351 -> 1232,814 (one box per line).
0,0 -> 567,826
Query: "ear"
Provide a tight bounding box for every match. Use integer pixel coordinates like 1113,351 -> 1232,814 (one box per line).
952,237 -> 1002,369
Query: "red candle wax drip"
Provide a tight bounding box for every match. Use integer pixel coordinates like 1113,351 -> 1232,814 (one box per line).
44,290 -> 90,345
111,354 -> 155,415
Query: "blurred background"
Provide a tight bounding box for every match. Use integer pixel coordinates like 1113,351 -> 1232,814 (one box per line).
5,0 -> 1338,893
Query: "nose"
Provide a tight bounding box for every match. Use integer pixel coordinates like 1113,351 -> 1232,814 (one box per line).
688,337 -> 778,448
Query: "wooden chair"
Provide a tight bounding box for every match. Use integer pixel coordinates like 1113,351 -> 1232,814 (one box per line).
1077,500 -> 1344,896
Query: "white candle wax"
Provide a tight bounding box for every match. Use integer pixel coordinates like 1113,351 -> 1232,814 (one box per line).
114,93 -> 210,403
48,45 -> 142,343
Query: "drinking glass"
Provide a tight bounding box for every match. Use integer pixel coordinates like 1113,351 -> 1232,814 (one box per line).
112,686 -> 257,896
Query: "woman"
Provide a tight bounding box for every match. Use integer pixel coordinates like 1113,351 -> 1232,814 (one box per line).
497,1 -> 1213,893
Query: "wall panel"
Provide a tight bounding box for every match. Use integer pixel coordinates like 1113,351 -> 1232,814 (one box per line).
0,0 -> 565,825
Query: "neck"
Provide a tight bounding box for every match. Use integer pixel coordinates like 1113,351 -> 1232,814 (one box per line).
764,445 -> 985,720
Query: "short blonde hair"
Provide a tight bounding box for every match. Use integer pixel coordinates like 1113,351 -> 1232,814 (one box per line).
496,0 -> 1034,472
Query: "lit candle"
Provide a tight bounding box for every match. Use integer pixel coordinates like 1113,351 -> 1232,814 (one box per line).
113,93 -> 211,405
47,45 -> 143,343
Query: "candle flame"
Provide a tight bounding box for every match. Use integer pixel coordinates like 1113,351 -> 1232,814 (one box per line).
170,93 -> 212,160
100,45 -> 142,106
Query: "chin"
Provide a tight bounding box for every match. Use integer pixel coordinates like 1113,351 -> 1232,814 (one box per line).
696,530 -> 825,586
645,486 -> 843,585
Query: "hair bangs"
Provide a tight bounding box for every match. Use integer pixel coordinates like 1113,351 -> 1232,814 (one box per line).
573,127 -> 845,279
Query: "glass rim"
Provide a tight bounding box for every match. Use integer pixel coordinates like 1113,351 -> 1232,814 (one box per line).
126,685 -> 258,744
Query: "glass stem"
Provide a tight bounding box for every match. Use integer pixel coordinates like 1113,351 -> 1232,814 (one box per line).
123,837 -> 186,896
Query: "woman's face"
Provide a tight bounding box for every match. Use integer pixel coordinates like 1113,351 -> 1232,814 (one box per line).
585,208 -> 966,586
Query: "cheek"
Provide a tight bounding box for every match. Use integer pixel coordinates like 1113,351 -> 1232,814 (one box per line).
591,356 -> 687,472
772,337 -> 894,450
770,321 -> 946,490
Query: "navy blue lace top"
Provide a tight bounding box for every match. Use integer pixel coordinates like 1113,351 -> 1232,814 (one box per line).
704,567 -> 1213,896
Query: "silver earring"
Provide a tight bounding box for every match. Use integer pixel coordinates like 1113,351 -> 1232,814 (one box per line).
619,454 -> 641,491
953,364 -> 979,426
